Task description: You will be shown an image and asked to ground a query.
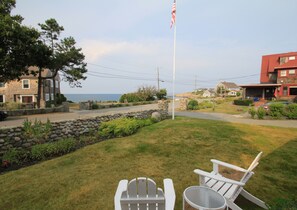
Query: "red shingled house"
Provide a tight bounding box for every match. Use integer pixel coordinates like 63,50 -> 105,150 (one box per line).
240,52 -> 297,100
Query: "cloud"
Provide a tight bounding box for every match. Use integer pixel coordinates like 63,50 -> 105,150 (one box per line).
80,39 -> 171,63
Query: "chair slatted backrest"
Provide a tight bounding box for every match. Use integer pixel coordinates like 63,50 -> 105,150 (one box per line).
120,177 -> 165,210
240,152 -> 263,183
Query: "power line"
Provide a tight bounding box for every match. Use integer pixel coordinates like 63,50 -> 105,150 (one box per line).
86,61 -> 265,86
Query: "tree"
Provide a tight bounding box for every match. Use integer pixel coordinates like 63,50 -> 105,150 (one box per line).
38,19 -> 64,104
36,19 -> 87,107
0,0 -> 40,82
137,85 -> 157,101
37,19 -> 87,107
156,88 -> 167,100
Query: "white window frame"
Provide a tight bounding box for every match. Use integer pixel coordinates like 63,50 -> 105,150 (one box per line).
289,69 -> 296,75
289,56 -> 296,61
280,70 -> 287,77
22,79 -> 30,89
0,95 -> 5,103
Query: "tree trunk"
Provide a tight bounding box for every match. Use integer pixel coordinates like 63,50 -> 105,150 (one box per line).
53,77 -> 56,106
37,68 -> 43,108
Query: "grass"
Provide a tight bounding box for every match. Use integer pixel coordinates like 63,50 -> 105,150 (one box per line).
198,100 -> 250,114
0,117 -> 297,209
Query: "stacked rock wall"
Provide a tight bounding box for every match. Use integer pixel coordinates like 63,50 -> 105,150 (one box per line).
0,109 -> 168,159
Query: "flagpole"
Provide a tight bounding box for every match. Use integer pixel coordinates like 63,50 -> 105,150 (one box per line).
172,0 -> 177,120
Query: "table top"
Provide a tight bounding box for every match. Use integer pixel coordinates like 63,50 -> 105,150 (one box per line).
183,186 -> 226,210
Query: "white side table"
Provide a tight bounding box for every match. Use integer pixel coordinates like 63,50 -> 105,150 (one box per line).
183,186 -> 226,210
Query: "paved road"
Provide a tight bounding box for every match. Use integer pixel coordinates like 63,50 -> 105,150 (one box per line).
0,104 -> 159,129
1,102 -> 297,129
174,111 -> 297,128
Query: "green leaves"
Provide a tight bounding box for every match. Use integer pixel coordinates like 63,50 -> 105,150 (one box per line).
0,2 -> 40,82
98,117 -> 155,138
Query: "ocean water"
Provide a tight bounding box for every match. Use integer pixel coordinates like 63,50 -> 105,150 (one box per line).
64,94 -> 122,103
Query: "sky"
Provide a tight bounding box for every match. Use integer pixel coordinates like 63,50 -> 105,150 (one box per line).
13,0 -> 297,94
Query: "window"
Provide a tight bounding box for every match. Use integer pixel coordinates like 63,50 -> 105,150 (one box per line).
289,87 -> 297,95
0,82 -> 5,88
280,57 -> 289,65
50,80 -> 54,88
22,79 -> 30,89
289,56 -> 296,61
45,94 -> 50,101
21,96 -> 33,103
289,69 -> 296,75
280,70 -> 287,77
0,95 -> 4,103
55,80 -> 59,88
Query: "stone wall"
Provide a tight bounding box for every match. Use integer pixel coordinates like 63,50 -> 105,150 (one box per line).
0,109 -> 168,159
179,98 -> 188,111
6,102 -> 69,116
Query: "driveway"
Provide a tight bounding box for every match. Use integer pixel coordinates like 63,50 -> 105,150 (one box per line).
0,104 -> 158,129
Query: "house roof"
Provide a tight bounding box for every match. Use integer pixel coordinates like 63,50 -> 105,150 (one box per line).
239,83 -> 281,88
220,81 -> 239,89
21,67 -> 60,80
260,52 -> 297,82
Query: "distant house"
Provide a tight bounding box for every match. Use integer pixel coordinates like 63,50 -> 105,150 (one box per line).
240,52 -> 297,100
216,81 -> 240,96
0,67 -> 60,108
202,89 -> 216,98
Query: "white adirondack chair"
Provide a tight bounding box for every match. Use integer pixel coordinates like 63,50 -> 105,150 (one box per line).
114,177 -> 175,210
194,152 -> 268,210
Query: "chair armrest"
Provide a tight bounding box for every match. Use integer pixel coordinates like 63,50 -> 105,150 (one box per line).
211,159 -> 248,173
114,180 -> 128,210
194,169 -> 245,186
163,178 -> 175,210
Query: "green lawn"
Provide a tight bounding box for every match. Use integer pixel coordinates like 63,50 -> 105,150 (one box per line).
198,100 -> 250,114
0,117 -> 297,210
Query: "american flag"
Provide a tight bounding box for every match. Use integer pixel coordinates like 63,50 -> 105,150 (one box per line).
170,0 -> 176,28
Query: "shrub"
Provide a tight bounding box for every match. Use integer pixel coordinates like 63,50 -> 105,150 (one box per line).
215,99 -> 225,104
256,107 -> 266,119
56,93 -> 67,105
119,93 -> 142,103
31,138 -> 76,160
233,99 -> 253,106
98,117 -> 155,138
92,103 -> 99,109
1,148 -> 29,166
199,101 -> 213,109
156,89 -> 167,100
23,119 -> 52,139
248,107 -> 256,119
187,99 -> 199,110
268,103 -> 285,119
283,104 -> 297,119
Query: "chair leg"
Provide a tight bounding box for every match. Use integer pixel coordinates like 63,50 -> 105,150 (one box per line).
240,189 -> 268,209
226,199 -> 242,210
